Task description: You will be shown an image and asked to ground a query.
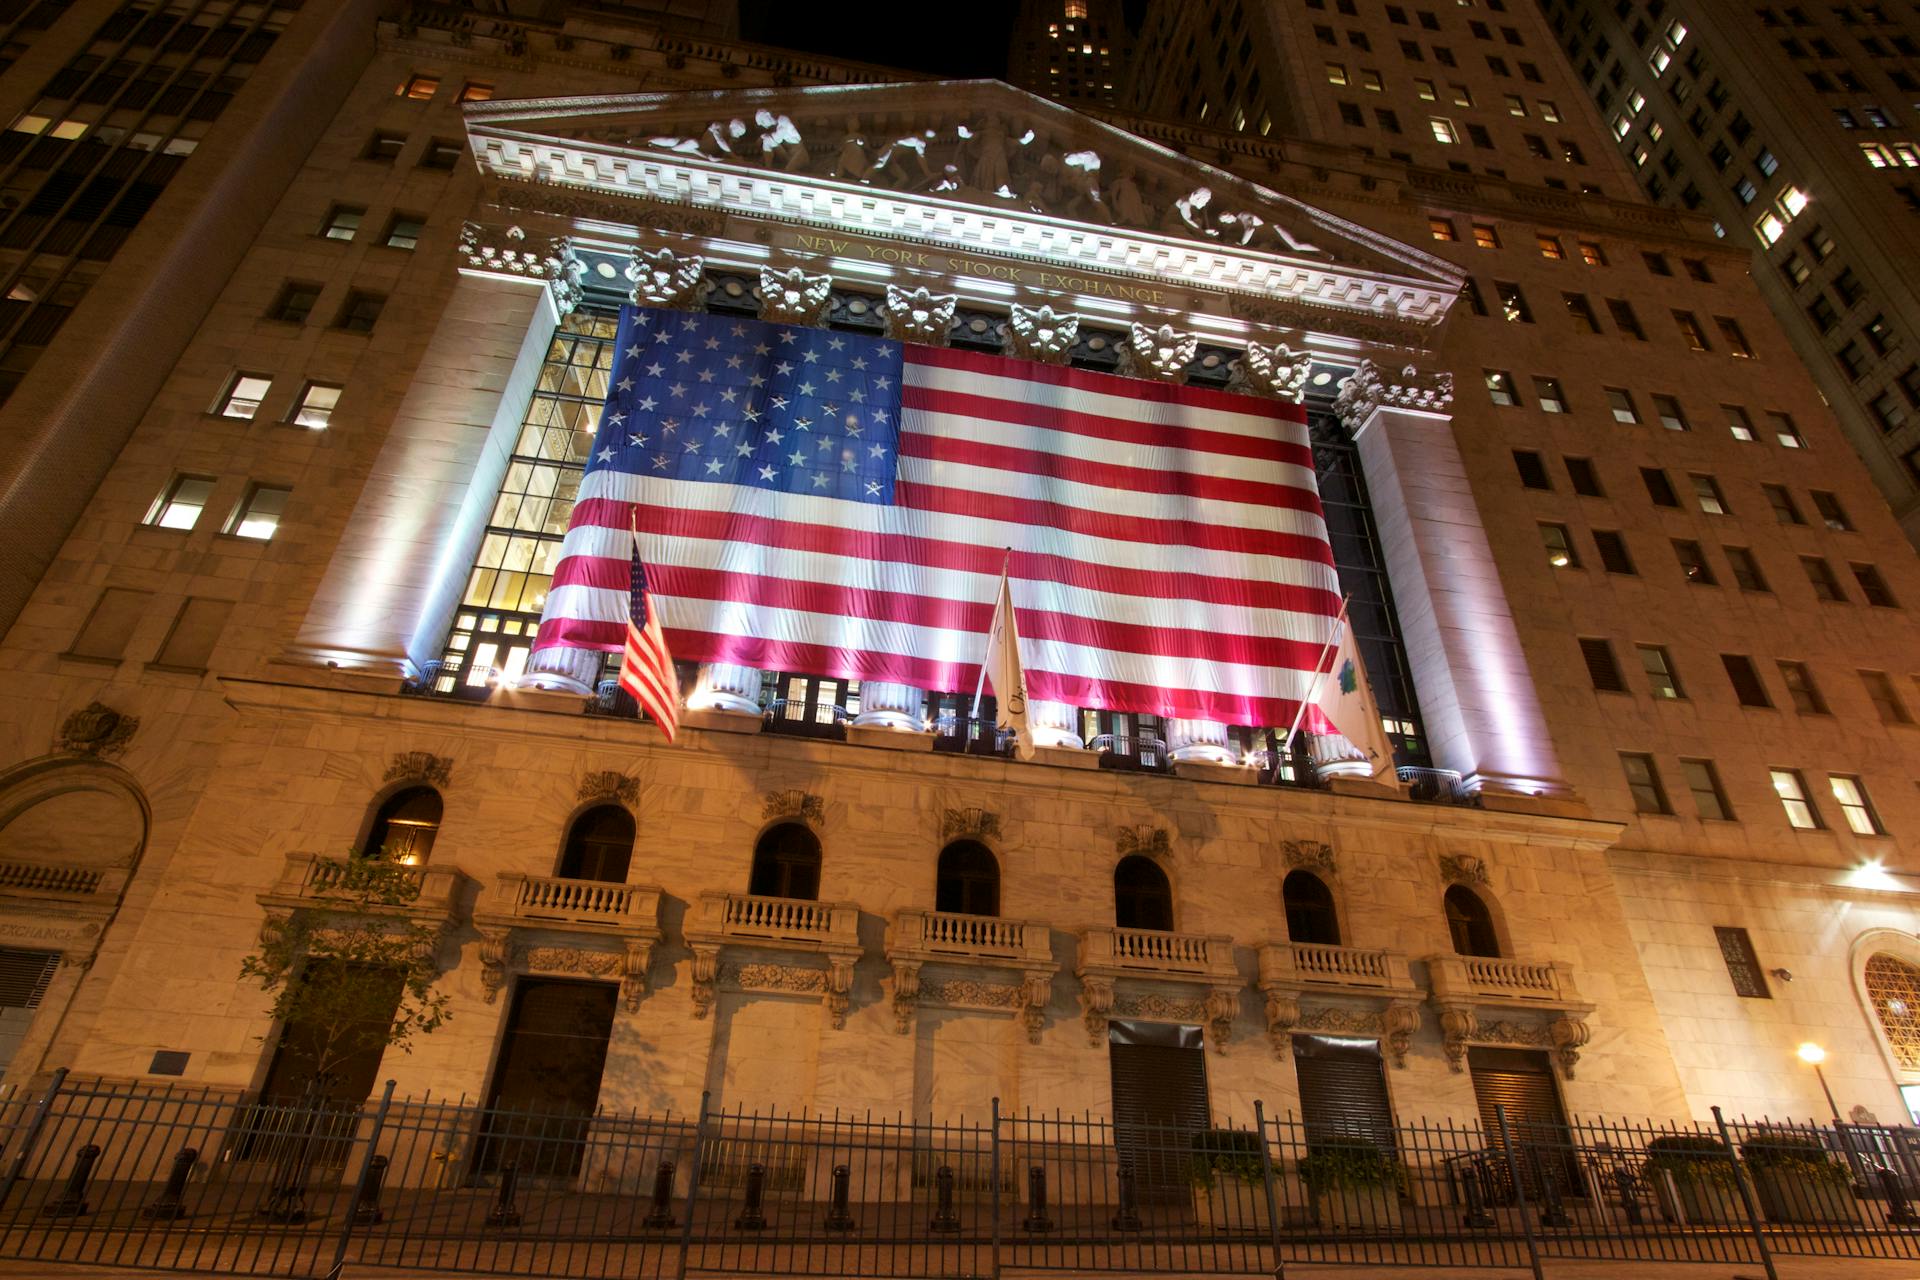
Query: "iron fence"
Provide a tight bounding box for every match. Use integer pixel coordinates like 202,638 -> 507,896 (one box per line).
0,1073 -> 1916,1277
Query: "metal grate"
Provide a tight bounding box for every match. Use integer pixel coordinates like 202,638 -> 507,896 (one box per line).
0,947 -> 58,1008
1868,952 -> 1920,1068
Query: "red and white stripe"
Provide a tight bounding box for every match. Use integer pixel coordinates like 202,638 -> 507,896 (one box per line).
541,345 -> 1342,728
619,593 -> 680,742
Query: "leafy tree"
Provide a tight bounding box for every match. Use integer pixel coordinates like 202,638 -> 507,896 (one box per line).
241,855 -> 452,1097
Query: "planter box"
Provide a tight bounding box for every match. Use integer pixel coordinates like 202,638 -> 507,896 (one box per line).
1193,1180 -> 1271,1233
1314,1183 -> 1401,1229
1651,1172 -> 1745,1225
1752,1168 -> 1857,1225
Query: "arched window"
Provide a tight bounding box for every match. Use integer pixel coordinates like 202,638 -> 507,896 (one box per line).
1114,855 -> 1174,931
748,823 -> 821,900
557,805 -> 635,883
935,840 -> 1000,916
1444,884 -> 1501,958
366,787 -> 441,864
1282,871 -> 1341,946
1866,953 -> 1920,1070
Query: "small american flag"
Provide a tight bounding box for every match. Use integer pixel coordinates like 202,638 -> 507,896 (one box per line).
618,529 -> 679,740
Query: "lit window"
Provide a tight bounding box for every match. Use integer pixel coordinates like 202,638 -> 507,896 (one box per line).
227,485 -> 290,540
1691,472 -> 1728,514
1780,186 -> 1809,216
1496,280 -> 1532,322
1653,395 -> 1690,431
217,373 -> 271,420
291,383 -> 342,430
1327,62 -> 1349,84
1863,142 -> 1894,168
321,205 -> 364,241
1538,100 -> 1560,122
1486,369 -> 1518,405
1506,94 -> 1527,116
1431,117 -> 1459,143
1473,223 -> 1500,249
1829,775 -> 1885,835
1538,234 -> 1564,259
1429,216 -> 1458,241
1534,376 -> 1568,412
1755,211 -> 1786,245
145,475 -> 216,531
1620,753 -> 1671,814
1579,240 -> 1606,266
1639,645 -> 1683,699
1415,77 -> 1438,99
1723,405 -> 1757,441
1769,412 -> 1806,449
384,215 -> 425,251
1606,386 -> 1641,423
1541,523 -> 1579,568
458,81 -> 495,103
397,74 -> 439,100
1770,768 -> 1822,829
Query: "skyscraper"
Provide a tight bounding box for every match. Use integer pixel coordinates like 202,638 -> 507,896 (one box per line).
1006,0 -> 1132,108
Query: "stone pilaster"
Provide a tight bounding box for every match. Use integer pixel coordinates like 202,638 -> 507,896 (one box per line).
1333,359 -> 1572,800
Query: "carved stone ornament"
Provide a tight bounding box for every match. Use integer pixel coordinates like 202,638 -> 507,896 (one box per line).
1381,1000 -> 1422,1070
1006,304 -> 1078,365
1437,1004 -> 1477,1073
1078,975 -> 1114,1047
385,751 -> 452,788
756,266 -> 832,326
762,789 -> 825,825
882,284 -> 956,346
578,771 -> 640,806
458,223 -> 585,314
490,180 -> 728,238
887,964 -> 1048,1042
1333,360 -> 1456,428
1550,1014 -> 1591,1078
1227,341 -> 1313,403
1438,854 -> 1489,886
1280,839 -> 1336,877
629,246 -> 705,310
478,938 -> 655,1013
1263,990 -> 1300,1060
1115,825 -> 1170,860
1115,323 -> 1197,383
939,806 -> 1002,842
712,956 -> 857,1029
56,702 -> 138,759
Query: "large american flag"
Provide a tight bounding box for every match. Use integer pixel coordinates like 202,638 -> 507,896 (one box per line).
533,304 -> 1343,729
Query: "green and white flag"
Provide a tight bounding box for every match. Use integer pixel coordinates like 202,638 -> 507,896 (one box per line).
1312,608 -> 1396,776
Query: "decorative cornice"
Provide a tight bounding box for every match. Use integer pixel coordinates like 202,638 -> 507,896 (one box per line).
1333,358 -> 1456,426
630,246 -> 705,309
757,265 -> 832,326
882,285 -> 956,346
55,703 -> 137,759
1115,323 -> 1196,383
1005,304 -> 1078,364
457,221 -> 584,313
384,751 -> 452,788
1228,341 -> 1312,402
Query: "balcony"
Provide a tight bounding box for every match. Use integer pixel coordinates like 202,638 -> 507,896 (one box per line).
1074,926 -> 1243,1051
473,874 -> 664,1011
883,909 -> 1058,1039
1256,941 -> 1424,1067
684,892 -> 864,1028
256,854 -> 470,931
1427,953 -> 1595,1077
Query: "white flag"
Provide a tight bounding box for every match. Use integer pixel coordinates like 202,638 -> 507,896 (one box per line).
973,561 -> 1033,744
1313,612 -> 1396,776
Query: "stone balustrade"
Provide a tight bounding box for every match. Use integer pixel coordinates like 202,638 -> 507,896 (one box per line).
258,854 -> 470,929
1255,941 -> 1423,1067
685,892 -> 864,1029
890,909 -> 1052,965
488,873 -> 660,929
473,874 -> 664,1012
692,892 -> 859,947
1074,925 -> 1243,1051
1078,925 -> 1238,980
884,909 -> 1058,1039
1258,941 -> 1413,991
1426,953 -> 1593,1078
0,862 -> 105,896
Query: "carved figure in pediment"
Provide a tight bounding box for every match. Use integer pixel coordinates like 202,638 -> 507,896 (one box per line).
831,118 -> 871,182
963,114 -> 1013,199
1107,167 -> 1150,229
1169,186 -> 1213,237
875,132 -> 935,191
755,109 -> 809,171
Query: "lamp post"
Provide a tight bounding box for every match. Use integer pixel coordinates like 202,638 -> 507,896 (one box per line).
1797,1042 -> 1843,1124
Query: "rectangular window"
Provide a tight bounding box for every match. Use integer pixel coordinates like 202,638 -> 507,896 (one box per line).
1644,251 -> 1672,276
1673,310 -> 1712,350
1487,369 -> 1519,405
1429,216 -> 1458,240
1565,456 -> 1602,495
1829,774 -> 1886,835
1579,240 -> 1606,265
1763,484 -> 1804,524
1715,927 -> 1771,998
321,205 -> 364,241
1777,661 -> 1826,714
1803,556 -> 1845,601
69,588 -> 153,661
269,282 -> 321,325
1640,467 -> 1678,507
1861,669 -> 1912,724
1580,636 -> 1625,690
1852,563 -> 1896,607
1594,530 -> 1636,574
1770,768 -> 1822,829
1674,539 -> 1716,584
290,383 -> 342,430
1620,752 -> 1672,814
1810,490 -> 1852,531
1541,522 -> 1580,567
1563,292 -> 1601,332
1683,758 -> 1734,820
384,214 -> 426,251
336,291 -> 386,334
153,597 -> 233,671
459,81 -> 495,102
1328,62 -> 1349,83
1690,473 -> 1728,514
420,138 -> 463,170
1474,223 -> 1501,248
1724,546 -> 1769,593
365,130 -> 406,162
1431,117 -> 1459,143
1606,297 -> 1644,338
1639,644 -> 1683,698
1723,404 -> 1757,441
1534,376 -> 1568,412
1605,386 -> 1641,423
1537,233 -> 1564,258
1717,316 -> 1754,357
1653,394 -> 1690,430
1496,280 -> 1533,322
144,475 -> 215,531
1512,448 -> 1550,488
1722,653 -> 1771,707
226,485 -> 290,541
397,74 -> 439,100
217,373 -> 271,420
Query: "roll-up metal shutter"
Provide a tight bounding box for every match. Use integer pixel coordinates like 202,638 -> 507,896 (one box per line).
0,949 -> 58,1009
1468,1047 -> 1579,1199
1109,1023 -> 1210,1202
1293,1034 -> 1395,1151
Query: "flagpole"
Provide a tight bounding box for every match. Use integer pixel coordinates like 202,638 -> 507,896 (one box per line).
1278,596 -> 1350,759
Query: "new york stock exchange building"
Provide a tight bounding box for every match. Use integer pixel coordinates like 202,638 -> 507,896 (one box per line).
5,3 -> 1920,1190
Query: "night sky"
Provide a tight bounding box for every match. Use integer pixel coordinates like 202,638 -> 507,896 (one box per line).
737,2 -> 1150,80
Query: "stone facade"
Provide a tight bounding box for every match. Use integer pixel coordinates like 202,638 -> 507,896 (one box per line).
0,3 -> 1914,1138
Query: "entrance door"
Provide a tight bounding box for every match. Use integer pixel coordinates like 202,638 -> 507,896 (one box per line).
477,979 -> 619,1177
1468,1046 -> 1580,1200
1109,1021 -> 1209,1203
1293,1034 -> 1395,1150
0,949 -> 58,1077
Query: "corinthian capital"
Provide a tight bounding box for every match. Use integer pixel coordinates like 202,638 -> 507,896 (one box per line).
1115,322 -> 1197,383
1227,341 -> 1313,402
1006,304 -> 1078,364
757,266 -> 833,326
1333,359 -> 1455,428
459,223 -> 585,315
882,285 -> 956,346
630,246 -> 705,310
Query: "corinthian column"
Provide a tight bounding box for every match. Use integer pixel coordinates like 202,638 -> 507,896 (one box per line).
852,681 -> 926,731
1026,701 -> 1084,750
688,663 -> 763,716
1166,718 -> 1236,766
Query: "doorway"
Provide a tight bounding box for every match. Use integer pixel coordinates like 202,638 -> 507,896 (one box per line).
476,979 -> 619,1177
1108,1020 -> 1210,1203
1468,1046 -> 1580,1200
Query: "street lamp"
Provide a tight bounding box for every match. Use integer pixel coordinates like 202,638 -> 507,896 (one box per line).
1797,1042 -> 1843,1123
